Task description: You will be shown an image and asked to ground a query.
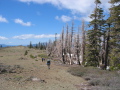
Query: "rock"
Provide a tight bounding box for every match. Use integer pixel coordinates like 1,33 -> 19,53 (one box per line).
32,77 -> 40,81
26,76 -> 46,83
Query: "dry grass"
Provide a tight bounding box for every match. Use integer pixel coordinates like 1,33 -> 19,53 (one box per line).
0,46 -> 86,90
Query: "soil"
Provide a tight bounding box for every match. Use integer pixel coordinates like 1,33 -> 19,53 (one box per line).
0,46 -> 87,90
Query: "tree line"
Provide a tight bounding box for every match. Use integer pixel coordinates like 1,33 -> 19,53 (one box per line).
28,41 -> 47,50
46,0 -> 120,70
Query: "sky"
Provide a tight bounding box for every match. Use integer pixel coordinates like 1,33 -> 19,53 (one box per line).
0,0 -> 110,45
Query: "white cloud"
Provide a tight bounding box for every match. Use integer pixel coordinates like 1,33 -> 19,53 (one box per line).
19,0 -> 94,14
18,0 -> 110,14
13,34 -> 34,39
0,15 -> 8,23
0,36 -> 8,40
56,15 -> 92,22
18,0 -> 110,22
14,19 -> 32,26
55,15 -> 72,22
73,15 -> 92,22
81,16 -> 92,22
73,16 -> 81,21
13,34 -> 60,40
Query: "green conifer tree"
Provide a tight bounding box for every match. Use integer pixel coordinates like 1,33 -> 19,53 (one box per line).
108,0 -> 120,68
29,41 -> 33,48
85,0 -> 105,66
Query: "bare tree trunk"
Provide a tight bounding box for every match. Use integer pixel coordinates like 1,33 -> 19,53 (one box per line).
69,21 -> 75,65
61,27 -> 65,64
76,27 -> 80,65
64,24 -> 69,63
46,39 -> 53,56
81,20 -> 85,65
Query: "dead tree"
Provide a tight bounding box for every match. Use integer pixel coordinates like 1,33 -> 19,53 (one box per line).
68,21 -> 75,65
64,24 -> 69,63
61,27 -> 65,64
75,27 -> 81,65
46,39 -> 54,56
81,20 -> 86,65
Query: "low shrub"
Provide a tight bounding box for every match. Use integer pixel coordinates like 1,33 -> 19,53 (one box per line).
67,66 -> 87,77
89,79 -> 100,86
35,59 -> 38,61
24,50 -> 28,56
110,64 -> 120,71
0,64 -> 23,74
30,54 -> 36,59
68,66 -> 120,90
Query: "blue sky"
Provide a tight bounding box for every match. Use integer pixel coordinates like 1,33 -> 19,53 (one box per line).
0,0 -> 110,45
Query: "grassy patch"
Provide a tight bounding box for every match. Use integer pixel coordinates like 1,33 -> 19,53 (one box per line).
30,54 -> 37,59
68,66 -> 120,90
38,54 -> 49,58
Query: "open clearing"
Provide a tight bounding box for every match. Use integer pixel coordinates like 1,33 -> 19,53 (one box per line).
0,46 -> 86,90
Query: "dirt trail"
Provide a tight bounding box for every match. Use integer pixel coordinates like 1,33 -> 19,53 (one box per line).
0,46 -> 86,90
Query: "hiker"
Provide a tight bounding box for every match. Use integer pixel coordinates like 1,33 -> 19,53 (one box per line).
42,58 -> 44,62
42,58 -> 45,62
43,58 -> 45,61
47,59 -> 51,69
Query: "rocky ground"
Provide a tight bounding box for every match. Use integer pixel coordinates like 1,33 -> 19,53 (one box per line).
0,46 -> 87,90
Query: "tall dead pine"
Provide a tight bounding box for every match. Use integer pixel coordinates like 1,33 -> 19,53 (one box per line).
81,20 -> 86,65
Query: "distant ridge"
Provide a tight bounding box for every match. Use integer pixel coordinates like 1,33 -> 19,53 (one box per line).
0,44 -> 21,47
